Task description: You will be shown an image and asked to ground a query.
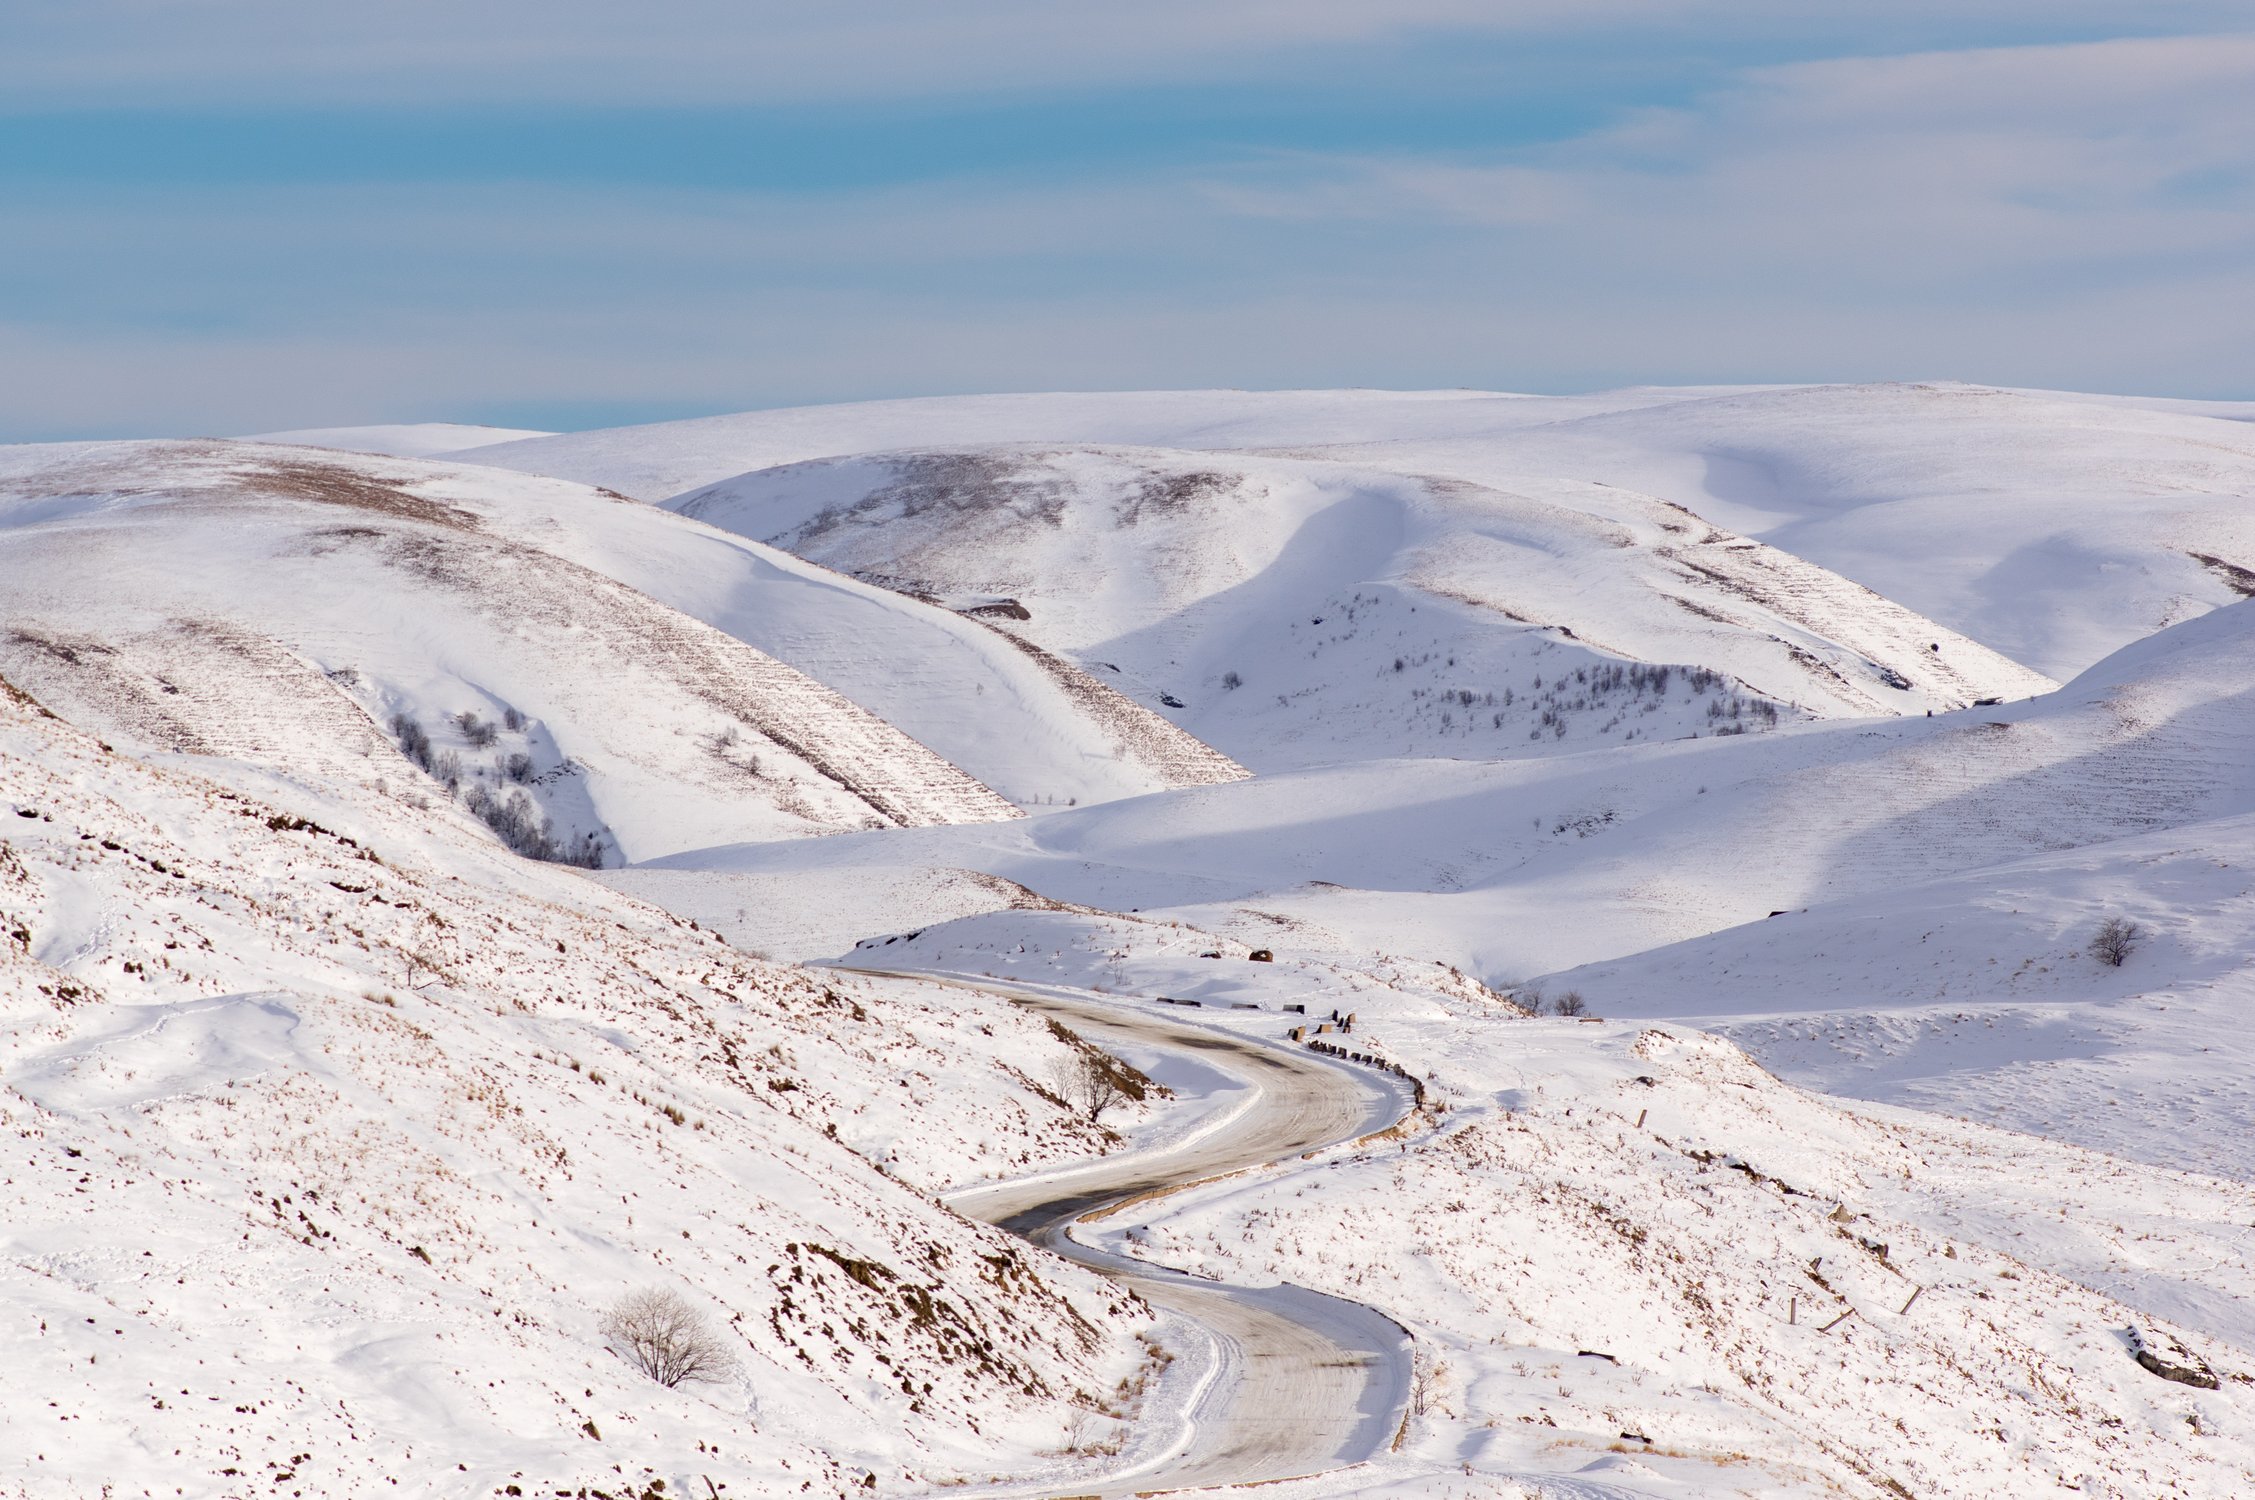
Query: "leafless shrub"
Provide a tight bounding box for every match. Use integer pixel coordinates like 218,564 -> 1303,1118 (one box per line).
1057,1407 -> 1125,1457
455,710 -> 498,748
2089,917 -> 2142,967
1220,670 -> 1243,691
389,712 -> 434,770
1040,1021 -> 1159,1123
1552,990 -> 1589,1017
1051,1050 -> 1130,1124
600,1288 -> 737,1388
502,705 -> 527,732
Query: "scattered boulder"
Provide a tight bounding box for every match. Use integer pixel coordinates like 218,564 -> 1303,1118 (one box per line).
2129,1327 -> 2220,1389
959,597 -> 1032,621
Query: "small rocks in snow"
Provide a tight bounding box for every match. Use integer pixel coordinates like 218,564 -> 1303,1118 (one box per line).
2128,1326 -> 2221,1389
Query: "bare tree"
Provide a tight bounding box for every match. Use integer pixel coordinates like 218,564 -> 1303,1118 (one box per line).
600,1288 -> 738,1388
2089,917 -> 2143,968
1408,1350 -> 1455,1419
1552,990 -> 1589,1017
1050,1050 -> 1131,1124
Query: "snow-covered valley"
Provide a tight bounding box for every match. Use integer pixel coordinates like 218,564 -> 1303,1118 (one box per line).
6,383 -> 2255,1498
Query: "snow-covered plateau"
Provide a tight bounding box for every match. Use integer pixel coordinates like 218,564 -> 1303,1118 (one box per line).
4,382 -> 2254,1498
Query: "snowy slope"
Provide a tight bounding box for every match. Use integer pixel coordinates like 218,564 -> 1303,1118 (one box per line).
650,596 -> 2255,983
15,384 -> 2255,1498
446,388 -> 1559,501
673,445 -> 2048,770
1149,1012 -> 2255,1498
1107,592 -> 2255,975
0,679 -> 1167,1497
1311,381 -> 2255,680
525,491 -> 1247,807
1538,804 -> 2255,1182
596,864 -> 1093,965
459,383 -> 2255,685
831,913 -> 2255,1498
243,422 -> 556,458
0,439 -> 1239,822
0,440 -> 1055,862
637,596 -> 2255,1195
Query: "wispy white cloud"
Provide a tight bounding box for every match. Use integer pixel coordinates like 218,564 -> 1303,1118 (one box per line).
6,2 -> 2251,108
0,30 -> 2249,436
1205,33 -> 2255,278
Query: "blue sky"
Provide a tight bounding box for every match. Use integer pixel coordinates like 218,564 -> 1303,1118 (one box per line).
2,3 -> 2250,439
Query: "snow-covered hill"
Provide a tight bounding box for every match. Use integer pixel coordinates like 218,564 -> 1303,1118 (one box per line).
672,444 -> 2049,769
1543,808 -> 2255,1181
1528,608 -> 2255,1176
1147,1006 -> 2255,1498
635,590 -> 2255,1200
647,595 -> 2255,979
445,388 -> 1548,501
825,910 -> 2255,1497
243,422 -> 557,459
457,382 -> 2255,683
542,485 -> 1247,806
10,384 -> 2255,1500
0,441 -> 1253,872
0,677 -> 1163,1497
1354,381 -> 2255,681
648,597 -> 2255,1187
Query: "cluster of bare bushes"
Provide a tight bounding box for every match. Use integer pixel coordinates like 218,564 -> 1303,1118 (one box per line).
387,709 -> 604,866
1514,983 -> 1593,1018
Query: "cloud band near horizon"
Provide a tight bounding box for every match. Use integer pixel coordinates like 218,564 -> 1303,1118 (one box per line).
1,8 -> 2249,438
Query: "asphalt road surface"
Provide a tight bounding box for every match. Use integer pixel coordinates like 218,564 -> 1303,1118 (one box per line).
930,983 -> 1415,1497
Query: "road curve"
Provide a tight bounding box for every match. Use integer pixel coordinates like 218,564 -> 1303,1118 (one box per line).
866,973 -> 1416,1497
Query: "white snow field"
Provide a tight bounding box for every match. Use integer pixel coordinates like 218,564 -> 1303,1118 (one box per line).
632,596 -> 2255,1175
1044,587 -> 2255,978
1547,808 -> 2255,1183
242,423 -> 557,460
457,381 -> 2255,682
6,385 -> 2255,1499
0,684 -> 1171,1498
834,934 -> 2255,1497
0,440 -> 1241,858
668,444 -> 2052,770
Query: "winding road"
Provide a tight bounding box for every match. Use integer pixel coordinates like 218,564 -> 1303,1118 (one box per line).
876,975 -> 1418,1497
